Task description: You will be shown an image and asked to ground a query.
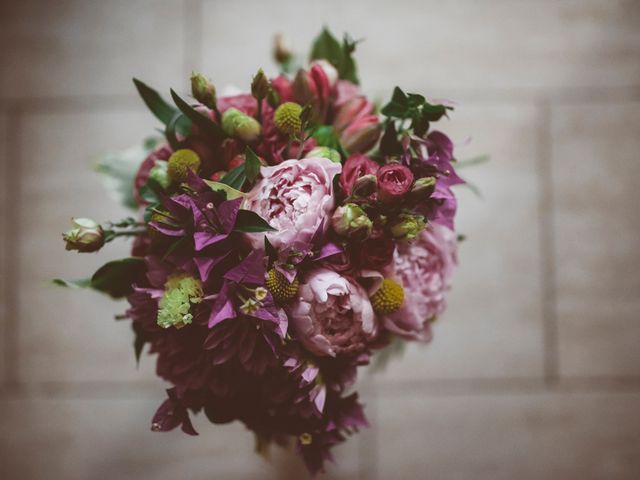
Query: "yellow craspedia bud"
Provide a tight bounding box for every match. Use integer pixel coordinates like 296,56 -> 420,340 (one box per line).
273,102 -> 302,136
371,278 -> 405,314
266,268 -> 299,303
167,149 -> 201,183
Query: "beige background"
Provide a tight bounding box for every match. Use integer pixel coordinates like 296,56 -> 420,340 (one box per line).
1,0 -> 640,479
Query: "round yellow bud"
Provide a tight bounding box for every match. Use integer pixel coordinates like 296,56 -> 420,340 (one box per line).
167,149 -> 201,183
266,268 -> 299,303
371,278 -> 405,314
273,102 -> 302,136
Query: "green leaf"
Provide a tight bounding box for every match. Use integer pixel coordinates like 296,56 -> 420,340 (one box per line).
421,101 -> 449,122
204,180 -> 246,200
165,112 -> 192,150
310,125 -> 347,158
90,257 -> 146,298
339,35 -> 359,84
244,146 -> 261,183
138,176 -> 163,204
381,87 -> 409,118
170,89 -> 225,142
94,139 -> 159,210
52,278 -> 92,289
220,163 -> 246,190
234,210 -> 276,233
133,78 -> 179,126
310,27 -> 343,68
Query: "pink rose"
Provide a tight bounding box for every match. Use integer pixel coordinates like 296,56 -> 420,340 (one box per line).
339,154 -> 379,195
384,224 -> 457,341
243,157 -> 341,249
289,268 -> 376,357
376,163 -> 414,203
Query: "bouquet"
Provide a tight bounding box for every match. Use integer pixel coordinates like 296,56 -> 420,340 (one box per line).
57,28 -> 463,474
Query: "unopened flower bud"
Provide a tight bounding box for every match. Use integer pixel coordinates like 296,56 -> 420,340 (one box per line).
350,174 -> 377,198
292,69 -> 317,107
305,146 -> 341,163
221,108 -> 261,142
331,203 -> 373,239
273,33 -> 292,65
62,218 -> 105,253
251,68 -> 270,100
390,214 -> 426,241
410,176 -> 436,199
341,115 -> 382,154
190,72 -> 217,109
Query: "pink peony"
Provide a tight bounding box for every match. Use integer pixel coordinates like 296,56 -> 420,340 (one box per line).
384,223 -> 457,341
243,157 -> 341,249
289,268 -> 376,357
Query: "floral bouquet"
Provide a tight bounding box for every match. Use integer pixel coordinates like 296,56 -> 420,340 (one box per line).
57,28 -> 462,474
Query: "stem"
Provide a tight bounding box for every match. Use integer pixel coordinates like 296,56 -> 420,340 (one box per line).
256,98 -> 263,123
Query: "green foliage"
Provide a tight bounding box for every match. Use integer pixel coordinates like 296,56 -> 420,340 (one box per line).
52,278 -> 92,289
94,138 -> 160,210
170,89 -> 225,142
53,257 -> 146,299
244,146 -> 261,183
220,163 -> 247,190
90,257 -> 146,298
310,28 -> 360,85
233,210 -> 277,233
310,125 -> 347,157
204,180 -> 245,200
381,86 -> 452,136
133,78 -> 179,126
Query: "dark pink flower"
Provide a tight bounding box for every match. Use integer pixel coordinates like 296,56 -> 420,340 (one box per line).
339,154 -> 379,195
376,163 -> 414,203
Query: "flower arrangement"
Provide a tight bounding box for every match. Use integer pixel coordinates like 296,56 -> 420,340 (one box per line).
57,28 -> 464,474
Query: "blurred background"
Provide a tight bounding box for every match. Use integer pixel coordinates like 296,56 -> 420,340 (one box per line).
1,0 -> 639,478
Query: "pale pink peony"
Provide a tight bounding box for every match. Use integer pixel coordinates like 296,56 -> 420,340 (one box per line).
243,157 -> 341,249
384,223 -> 457,341
289,268 -> 376,357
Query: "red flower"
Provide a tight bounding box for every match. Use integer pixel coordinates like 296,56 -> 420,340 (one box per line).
376,163 -> 414,203
339,154 -> 379,195
357,232 -> 395,269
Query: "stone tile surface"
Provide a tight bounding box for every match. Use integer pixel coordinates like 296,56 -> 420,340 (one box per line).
0,396 -> 360,480
16,109 -> 161,383
0,0 -> 187,99
371,103 -> 544,382
551,103 -> 640,377
200,0 -> 640,94
372,391 -> 640,480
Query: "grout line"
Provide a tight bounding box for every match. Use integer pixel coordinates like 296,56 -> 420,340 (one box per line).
5,375 -> 640,401
3,105 -> 22,387
183,0 -> 204,74
0,86 -> 638,115
536,100 -> 560,385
